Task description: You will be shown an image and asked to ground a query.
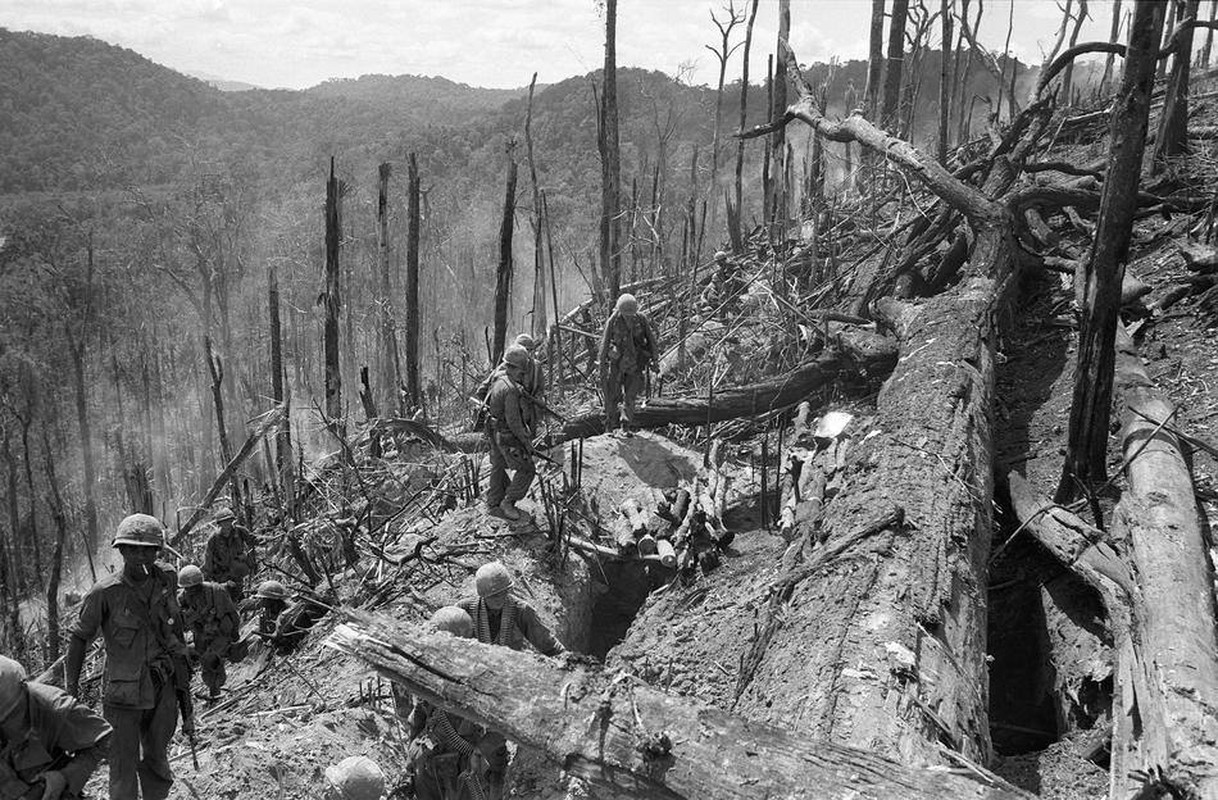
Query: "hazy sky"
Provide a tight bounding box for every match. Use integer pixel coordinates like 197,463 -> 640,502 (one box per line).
1,1 -> 1127,90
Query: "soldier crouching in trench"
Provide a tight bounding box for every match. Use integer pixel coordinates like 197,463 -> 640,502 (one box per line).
0,655 -> 111,800
66,513 -> 190,800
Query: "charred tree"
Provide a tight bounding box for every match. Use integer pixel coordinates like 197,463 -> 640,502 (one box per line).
41,427 -> 66,662
707,2 -> 745,240
525,74 -> 548,341
205,336 -> 241,514
865,0 -> 886,119
492,145 -> 518,365
405,153 -> 422,412
1057,0 -> 1164,502
1060,0 -> 1089,103
938,0 -> 954,162
881,0 -> 910,131
375,163 -> 403,415
767,0 -> 791,231
1152,0 -> 1200,172
268,262 -> 291,478
1203,0 -> 1217,65
598,0 -> 622,299
732,0 -> 761,253
323,157 -> 343,434
1100,0 -> 1124,94
2,434 -> 24,596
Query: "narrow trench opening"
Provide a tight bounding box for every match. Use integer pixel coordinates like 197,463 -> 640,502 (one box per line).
586,561 -> 670,660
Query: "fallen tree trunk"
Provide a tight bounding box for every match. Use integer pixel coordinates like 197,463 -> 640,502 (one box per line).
1110,326 -> 1218,799
328,612 -> 1030,800
554,332 -> 897,441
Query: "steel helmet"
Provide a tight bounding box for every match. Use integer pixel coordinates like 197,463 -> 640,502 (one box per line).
615,293 -> 638,314
112,514 -> 165,548
714,250 -> 728,262
502,345 -> 530,369
475,561 -> 514,598
428,606 -> 473,638
213,507 -> 236,523
178,564 -> 204,589
323,755 -> 385,800
0,656 -> 27,721
514,333 -> 538,352
255,580 -> 289,601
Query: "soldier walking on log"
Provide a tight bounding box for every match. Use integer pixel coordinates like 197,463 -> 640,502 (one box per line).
65,514 -> 190,800
0,655 -> 112,800
483,346 -> 538,522
201,506 -> 257,602
177,565 -> 240,704
599,293 -> 656,436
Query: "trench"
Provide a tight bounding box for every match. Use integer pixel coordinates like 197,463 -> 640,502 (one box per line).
584,559 -> 671,660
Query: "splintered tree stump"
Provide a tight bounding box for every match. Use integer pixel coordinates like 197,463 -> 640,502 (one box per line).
327,612 -> 1030,800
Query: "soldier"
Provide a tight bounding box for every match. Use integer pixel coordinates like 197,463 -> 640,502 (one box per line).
177,565 -> 240,704
0,656 -> 112,800
323,755 -> 385,800
484,346 -> 537,522
457,561 -> 564,656
409,607 -> 507,800
66,514 -> 190,800
599,293 -> 656,435
512,333 -> 546,436
253,580 -> 290,638
202,506 -> 257,602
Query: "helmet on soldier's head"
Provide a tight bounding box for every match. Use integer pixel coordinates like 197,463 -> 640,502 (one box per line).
255,580 -> 289,601
178,564 -> 204,589
502,345 -> 530,369
112,514 -> 165,548
475,561 -> 514,598
514,333 -> 538,352
0,656 -> 27,721
714,250 -> 728,262
615,293 -> 638,314
428,606 -> 474,638
323,755 -> 385,800
213,507 -> 236,524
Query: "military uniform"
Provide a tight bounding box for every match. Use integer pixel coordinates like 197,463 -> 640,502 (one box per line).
483,374 -> 535,511
409,701 -> 506,800
179,582 -> 240,699
456,596 -> 564,656
70,564 -> 187,800
0,683 -> 111,800
599,310 -> 655,431
202,526 -> 256,601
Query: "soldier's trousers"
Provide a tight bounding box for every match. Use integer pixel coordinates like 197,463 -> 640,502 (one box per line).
200,636 -> 231,694
604,366 -> 643,430
486,432 -> 534,507
103,682 -> 178,800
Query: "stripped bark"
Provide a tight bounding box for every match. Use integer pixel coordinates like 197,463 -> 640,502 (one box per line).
405,153 -> 422,411
328,613 -> 1031,800
492,146 -> 518,365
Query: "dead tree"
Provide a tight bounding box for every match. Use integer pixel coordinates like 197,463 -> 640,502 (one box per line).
492,144 -> 518,365
405,153 -> 422,411
41,427 -> 66,661
1059,0 -> 1090,103
268,262 -> 291,481
1152,0 -> 1200,172
1099,0 -> 1124,94
1158,0 -> 1179,81
1057,0 -> 1164,502
328,612 -> 1030,800
767,0 -> 791,232
938,0 -> 954,162
731,0 -> 761,253
865,0 -> 886,119
64,233 -> 99,552
524,74 -> 548,341
204,336 -> 241,514
706,1 -> 746,239
598,0 -> 622,299
881,0 -> 911,131
1202,0 -> 1217,65
323,157 -> 343,434
375,163 -> 403,415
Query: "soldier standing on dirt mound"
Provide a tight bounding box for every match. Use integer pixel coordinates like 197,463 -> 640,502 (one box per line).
66,514 -> 190,800
483,346 -> 538,522
0,655 -> 112,800
409,606 -> 508,800
177,564 -> 240,704
201,506 -> 257,602
599,293 -> 656,436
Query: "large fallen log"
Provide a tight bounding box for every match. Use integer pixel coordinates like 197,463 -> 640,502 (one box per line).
327,612 -> 1029,800
553,331 -> 897,442
1110,325 -> 1218,799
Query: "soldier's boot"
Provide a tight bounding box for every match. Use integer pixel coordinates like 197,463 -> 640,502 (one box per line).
498,500 -> 522,521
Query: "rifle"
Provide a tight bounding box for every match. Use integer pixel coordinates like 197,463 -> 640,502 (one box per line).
518,388 -> 567,423
173,657 -> 200,769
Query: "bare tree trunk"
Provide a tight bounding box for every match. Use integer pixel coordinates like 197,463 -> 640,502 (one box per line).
18,416 -> 42,585
2,434 -> 24,596
939,0 -> 954,162
542,192 -> 563,397
733,0 -> 760,253
881,0 -> 910,131
1060,0 -> 1090,103
1153,0 -> 1199,171
1203,0 -> 1217,65
205,336 -> 241,514
762,55 -> 774,224
405,154 -> 422,412
492,147 -> 518,365
768,0 -> 791,232
375,163 -> 403,416
708,4 -> 743,242
41,427 -> 66,662
1158,0 -> 1179,81
268,262 -> 293,517
65,332 -> 99,554
955,0 -> 980,142
866,0 -> 887,119
323,157 -> 343,433
525,74 -> 549,342
1100,0 -> 1124,94
1058,0 -> 1164,501
599,0 -> 622,300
